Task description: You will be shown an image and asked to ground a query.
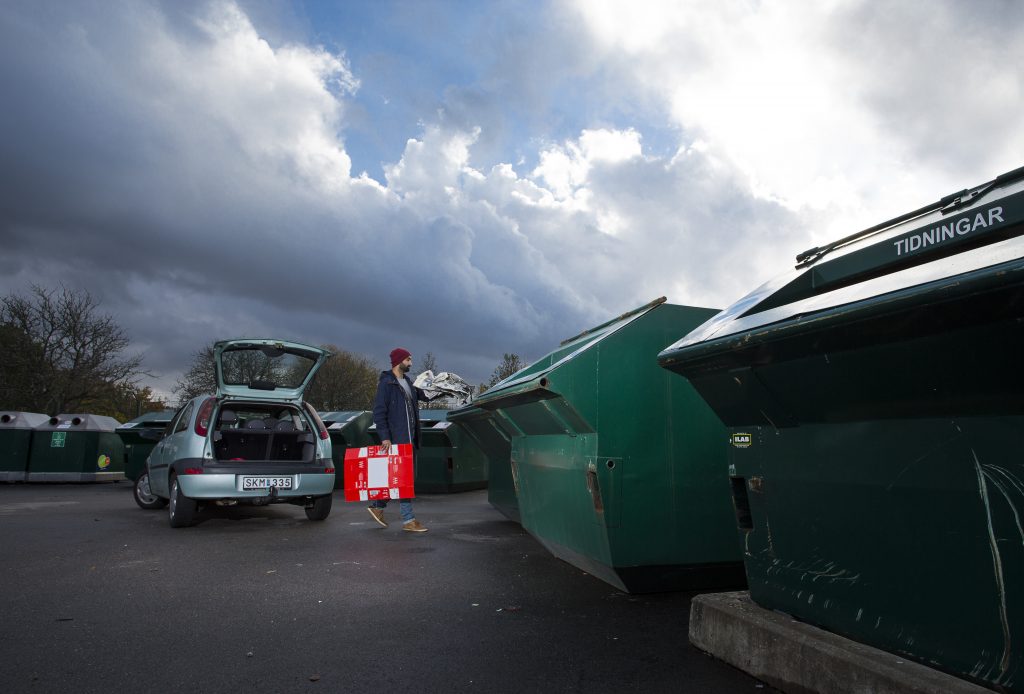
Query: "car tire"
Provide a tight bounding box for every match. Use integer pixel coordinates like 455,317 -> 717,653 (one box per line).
133,472 -> 167,510
168,475 -> 198,528
304,493 -> 333,521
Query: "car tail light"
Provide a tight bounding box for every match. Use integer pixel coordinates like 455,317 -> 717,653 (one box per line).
183,467 -> 204,475
324,467 -> 335,474
194,397 -> 216,437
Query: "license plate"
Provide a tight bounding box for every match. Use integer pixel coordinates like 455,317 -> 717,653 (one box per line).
241,476 -> 293,490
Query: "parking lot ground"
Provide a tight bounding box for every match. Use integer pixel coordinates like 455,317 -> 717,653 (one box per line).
0,484 -> 775,693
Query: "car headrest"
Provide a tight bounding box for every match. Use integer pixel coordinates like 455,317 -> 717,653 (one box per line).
219,409 -> 238,424
245,419 -> 267,429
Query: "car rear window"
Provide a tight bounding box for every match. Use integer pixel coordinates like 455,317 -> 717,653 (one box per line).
221,346 -> 317,389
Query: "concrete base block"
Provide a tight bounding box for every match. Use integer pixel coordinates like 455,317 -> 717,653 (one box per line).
689,591 -> 991,694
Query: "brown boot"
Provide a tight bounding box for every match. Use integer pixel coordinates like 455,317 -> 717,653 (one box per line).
403,519 -> 428,533
367,507 -> 387,527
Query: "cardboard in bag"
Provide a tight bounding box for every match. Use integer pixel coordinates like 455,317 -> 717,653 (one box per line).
343,443 -> 415,501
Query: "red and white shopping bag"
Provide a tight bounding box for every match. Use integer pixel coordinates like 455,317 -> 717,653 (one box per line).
343,443 -> 415,502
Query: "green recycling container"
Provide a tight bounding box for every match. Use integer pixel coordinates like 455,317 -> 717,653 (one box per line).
0,412 -> 49,482
321,411 -> 374,489
447,405 -> 519,522
658,166 -> 1024,690
28,414 -> 126,482
468,297 -> 744,593
116,411 -> 175,482
415,410 -> 489,493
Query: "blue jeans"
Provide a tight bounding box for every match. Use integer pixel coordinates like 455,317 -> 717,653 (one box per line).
371,498 -> 414,523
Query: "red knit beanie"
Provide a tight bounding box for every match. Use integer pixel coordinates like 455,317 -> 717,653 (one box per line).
390,348 -> 412,367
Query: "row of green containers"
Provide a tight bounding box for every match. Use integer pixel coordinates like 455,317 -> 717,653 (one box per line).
450,166 -> 1024,691
320,410 -> 488,493
0,413 -> 129,482
0,406 -> 487,490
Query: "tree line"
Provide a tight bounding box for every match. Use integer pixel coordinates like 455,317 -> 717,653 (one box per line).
0,285 -> 529,420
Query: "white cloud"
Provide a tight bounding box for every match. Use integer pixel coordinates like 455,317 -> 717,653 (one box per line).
532,127 -> 643,204
568,0 -> 1024,243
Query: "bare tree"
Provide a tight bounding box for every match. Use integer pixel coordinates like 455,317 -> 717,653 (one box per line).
488,353 -> 525,387
420,351 -> 437,374
0,285 -> 145,415
173,343 -> 217,405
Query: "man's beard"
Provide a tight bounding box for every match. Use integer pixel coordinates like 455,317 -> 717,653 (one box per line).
399,363 -> 411,374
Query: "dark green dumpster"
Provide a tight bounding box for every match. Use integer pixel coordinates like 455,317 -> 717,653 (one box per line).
321,411 -> 374,489
658,166 -> 1024,690
447,405 -> 518,521
0,412 -> 49,482
116,411 -> 175,482
415,411 -> 489,493
28,414 -> 126,482
466,297 -> 743,593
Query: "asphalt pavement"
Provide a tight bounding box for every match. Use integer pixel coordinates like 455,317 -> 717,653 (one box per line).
0,484 -> 776,693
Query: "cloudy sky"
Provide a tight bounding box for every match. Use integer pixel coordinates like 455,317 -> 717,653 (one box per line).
1,0 -> 1022,399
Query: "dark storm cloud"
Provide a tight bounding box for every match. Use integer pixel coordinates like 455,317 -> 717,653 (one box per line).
0,0 -> 622,396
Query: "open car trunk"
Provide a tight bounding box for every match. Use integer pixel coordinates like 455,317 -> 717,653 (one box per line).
212,402 -> 317,463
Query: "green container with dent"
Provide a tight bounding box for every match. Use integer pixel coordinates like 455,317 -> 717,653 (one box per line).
28,414 -> 126,482
467,298 -> 745,593
658,167 -> 1024,690
448,405 -> 518,521
321,411 -> 375,489
116,411 -> 175,482
0,412 -> 49,482
416,411 -> 489,493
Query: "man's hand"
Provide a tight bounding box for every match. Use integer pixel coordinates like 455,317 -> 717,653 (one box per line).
381,439 -> 392,451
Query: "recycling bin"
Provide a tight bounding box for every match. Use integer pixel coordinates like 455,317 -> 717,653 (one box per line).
28,414 -> 126,482
658,165 -> 1024,690
416,411 -> 488,493
321,411 -> 374,489
446,406 -> 518,521
466,297 -> 744,593
116,411 -> 175,481
0,412 -> 49,482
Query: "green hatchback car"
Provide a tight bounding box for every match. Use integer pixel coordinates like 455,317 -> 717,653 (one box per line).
137,339 -> 335,527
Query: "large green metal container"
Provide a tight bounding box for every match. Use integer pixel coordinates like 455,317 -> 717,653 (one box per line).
658,166 -> 1024,691
322,411 -> 374,489
116,411 -> 175,482
416,411 -> 489,493
0,412 -> 49,482
28,414 -> 126,482
468,298 -> 744,593
447,405 -> 518,521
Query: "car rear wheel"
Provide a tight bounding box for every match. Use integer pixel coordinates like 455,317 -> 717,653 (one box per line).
133,472 -> 167,510
168,475 -> 198,528
304,493 -> 333,521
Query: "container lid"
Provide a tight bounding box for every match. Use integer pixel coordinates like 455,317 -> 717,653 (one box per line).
660,165 -> 1024,360
35,414 -> 123,432
118,410 -> 176,429
475,297 -> 669,405
0,412 -> 50,428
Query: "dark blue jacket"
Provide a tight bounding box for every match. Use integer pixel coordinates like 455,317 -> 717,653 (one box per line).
372,370 -> 429,449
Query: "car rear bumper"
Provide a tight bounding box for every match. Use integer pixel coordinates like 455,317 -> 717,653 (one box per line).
175,459 -> 335,498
